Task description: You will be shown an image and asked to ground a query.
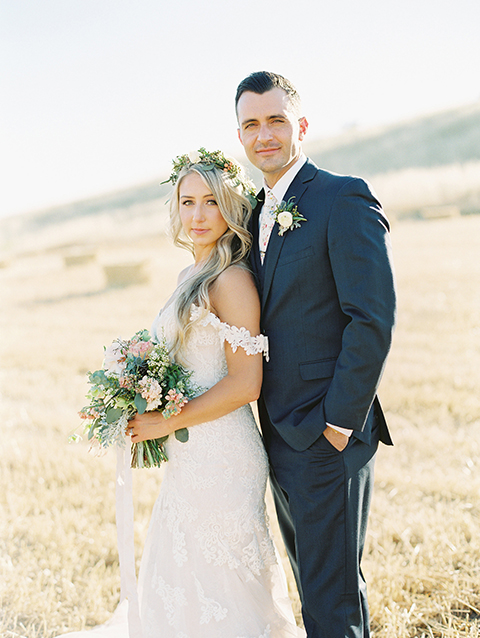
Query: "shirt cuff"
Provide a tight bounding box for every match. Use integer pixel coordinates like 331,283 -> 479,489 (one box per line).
326,423 -> 353,437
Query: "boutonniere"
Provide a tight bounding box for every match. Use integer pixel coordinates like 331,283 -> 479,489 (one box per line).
272,197 -> 307,236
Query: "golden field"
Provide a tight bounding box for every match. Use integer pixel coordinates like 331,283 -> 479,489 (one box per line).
1,213 -> 479,637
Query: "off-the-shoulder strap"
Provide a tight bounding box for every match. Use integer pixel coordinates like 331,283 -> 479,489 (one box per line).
191,305 -> 269,360
219,323 -> 269,360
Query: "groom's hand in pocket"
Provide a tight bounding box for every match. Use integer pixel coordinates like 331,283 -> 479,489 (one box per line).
323,425 -> 349,452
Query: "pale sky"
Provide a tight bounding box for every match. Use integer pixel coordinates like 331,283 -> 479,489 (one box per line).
1,0 -> 479,218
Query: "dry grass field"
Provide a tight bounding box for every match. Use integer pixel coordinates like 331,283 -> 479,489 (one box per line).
1,214 -> 479,637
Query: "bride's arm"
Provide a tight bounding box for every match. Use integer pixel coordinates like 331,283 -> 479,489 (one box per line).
128,267 -> 263,443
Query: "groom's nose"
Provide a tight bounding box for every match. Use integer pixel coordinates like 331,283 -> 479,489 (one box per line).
257,123 -> 273,143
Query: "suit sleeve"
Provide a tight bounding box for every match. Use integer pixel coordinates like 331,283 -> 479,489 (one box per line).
324,177 -> 396,431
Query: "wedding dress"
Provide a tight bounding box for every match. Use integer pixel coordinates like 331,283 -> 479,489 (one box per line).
56,301 -> 304,638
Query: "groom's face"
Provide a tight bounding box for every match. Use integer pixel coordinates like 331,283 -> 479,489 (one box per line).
236,87 -> 308,187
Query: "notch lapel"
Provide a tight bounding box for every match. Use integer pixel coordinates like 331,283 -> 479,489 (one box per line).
260,223 -> 287,309
261,162 -> 316,309
249,190 -> 264,275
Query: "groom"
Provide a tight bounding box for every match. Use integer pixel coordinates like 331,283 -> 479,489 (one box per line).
235,71 -> 396,637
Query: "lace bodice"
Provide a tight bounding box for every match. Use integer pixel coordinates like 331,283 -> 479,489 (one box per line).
151,303 -> 269,391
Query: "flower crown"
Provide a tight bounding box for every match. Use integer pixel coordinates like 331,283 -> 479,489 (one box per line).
162,147 -> 257,205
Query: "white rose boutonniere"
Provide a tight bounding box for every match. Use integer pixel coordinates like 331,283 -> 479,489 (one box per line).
272,197 -> 307,236
277,211 -> 293,230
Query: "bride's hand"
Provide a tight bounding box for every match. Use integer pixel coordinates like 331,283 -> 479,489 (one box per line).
127,411 -> 175,443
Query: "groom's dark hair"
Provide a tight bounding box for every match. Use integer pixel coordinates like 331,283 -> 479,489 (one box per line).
235,71 -> 301,115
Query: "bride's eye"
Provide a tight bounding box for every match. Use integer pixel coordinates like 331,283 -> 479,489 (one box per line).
181,199 -> 194,206
206,199 -> 217,206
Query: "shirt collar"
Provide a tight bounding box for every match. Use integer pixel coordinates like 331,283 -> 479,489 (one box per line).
263,153 -> 307,204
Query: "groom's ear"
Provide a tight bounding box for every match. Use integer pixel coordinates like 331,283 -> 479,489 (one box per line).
237,128 -> 244,146
299,117 -> 308,140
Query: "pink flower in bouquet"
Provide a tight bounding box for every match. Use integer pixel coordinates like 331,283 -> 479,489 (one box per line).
129,340 -> 154,359
119,373 -> 135,389
103,341 -> 126,376
79,406 -> 101,420
138,376 -> 163,411
166,389 -> 188,407
163,388 -> 189,418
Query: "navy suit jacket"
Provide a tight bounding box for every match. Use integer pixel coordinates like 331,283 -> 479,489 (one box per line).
250,159 -> 396,451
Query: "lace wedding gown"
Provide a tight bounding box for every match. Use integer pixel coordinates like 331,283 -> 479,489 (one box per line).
56,302 -> 304,638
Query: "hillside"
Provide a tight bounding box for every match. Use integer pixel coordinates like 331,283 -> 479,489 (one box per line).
2,102 -> 480,253
304,102 -> 480,176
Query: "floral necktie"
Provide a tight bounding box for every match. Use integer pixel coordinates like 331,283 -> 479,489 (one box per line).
259,190 -> 277,265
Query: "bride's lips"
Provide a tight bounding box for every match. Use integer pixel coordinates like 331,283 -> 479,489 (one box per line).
191,228 -> 209,235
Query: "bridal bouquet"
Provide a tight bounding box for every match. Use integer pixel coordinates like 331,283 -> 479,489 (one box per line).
76,329 -> 194,468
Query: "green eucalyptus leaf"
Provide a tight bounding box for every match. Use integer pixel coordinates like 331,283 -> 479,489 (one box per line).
247,193 -> 258,208
90,369 -> 108,385
106,407 -> 123,423
134,393 -> 148,414
174,428 -> 189,443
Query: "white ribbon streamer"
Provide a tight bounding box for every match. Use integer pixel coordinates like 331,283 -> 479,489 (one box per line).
116,441 -> 143,638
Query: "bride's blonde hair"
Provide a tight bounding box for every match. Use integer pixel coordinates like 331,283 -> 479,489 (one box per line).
168,163 -> 253,358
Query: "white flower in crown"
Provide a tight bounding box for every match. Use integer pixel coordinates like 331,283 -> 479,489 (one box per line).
272,197 -> 307,236
188,150 -> 201,163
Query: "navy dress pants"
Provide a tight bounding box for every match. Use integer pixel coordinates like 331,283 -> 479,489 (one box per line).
259,398 -> 378,638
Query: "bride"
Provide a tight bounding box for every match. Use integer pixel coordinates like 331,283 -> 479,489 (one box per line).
58,149 -> 304,637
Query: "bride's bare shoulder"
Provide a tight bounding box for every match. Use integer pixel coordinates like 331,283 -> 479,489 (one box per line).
212,265 -> 257,297
210,266 -> 260,329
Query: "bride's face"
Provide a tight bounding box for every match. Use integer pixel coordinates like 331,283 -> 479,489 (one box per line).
179,172 -> 229,260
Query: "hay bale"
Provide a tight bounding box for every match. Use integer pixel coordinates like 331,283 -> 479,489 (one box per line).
420,205 -> 460,220
103,261 -> 149,287
63,249 -> 97,267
